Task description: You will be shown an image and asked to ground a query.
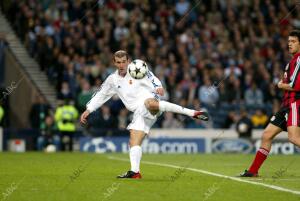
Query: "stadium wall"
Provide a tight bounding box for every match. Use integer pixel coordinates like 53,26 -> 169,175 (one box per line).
4,48 -> 40,128
3,128 -> 298,155
149,129 -> 289,140
78,129 -> 299,155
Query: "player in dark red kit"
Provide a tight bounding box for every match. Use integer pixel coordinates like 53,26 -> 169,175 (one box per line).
240,30 -> 300,177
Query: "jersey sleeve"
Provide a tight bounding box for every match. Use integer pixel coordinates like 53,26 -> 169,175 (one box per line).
86,75 -> 116,113
289,56 -> 300,91
145,70 -> 162,89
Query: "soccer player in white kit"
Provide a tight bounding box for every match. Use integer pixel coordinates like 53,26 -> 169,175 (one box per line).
80,50 -> 209,179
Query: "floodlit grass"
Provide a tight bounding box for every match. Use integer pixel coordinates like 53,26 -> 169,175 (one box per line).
0,153 -> 299,201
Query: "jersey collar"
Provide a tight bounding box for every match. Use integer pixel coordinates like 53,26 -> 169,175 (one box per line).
117,70 -> 128,78
292,52 -> 300,60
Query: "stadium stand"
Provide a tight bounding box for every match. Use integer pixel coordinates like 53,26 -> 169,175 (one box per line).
1,0 -> 299,129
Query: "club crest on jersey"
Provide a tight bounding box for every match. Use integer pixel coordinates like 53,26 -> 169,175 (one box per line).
270,116 -> 275,121
129,80 -> 132,84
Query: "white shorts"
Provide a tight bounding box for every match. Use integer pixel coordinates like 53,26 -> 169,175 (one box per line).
127,103 -> 161,134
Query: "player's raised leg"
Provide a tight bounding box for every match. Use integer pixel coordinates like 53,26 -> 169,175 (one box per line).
240,123 -> 282,177
117,130 -> 145,179
144,98 -> 209,121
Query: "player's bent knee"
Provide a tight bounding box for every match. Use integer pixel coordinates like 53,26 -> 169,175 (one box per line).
144,98 -> 159,111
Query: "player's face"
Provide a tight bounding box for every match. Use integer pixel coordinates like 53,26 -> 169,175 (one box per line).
114,56 -> 129,76
288,36 -> 300,55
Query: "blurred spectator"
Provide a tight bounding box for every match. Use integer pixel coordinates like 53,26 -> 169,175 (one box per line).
101,105 -> 117,128
218,83 -> 228,103
244,83 -> 264,106
162,112 -> 183,128
198,77 -> 219,105
272,99 -> 281,115
91,105 -> 117,129
223,111 -> 237,129
178,72 -> 197,104
224,61 -> 241,78
236,108 -> 253,138
224,75 -> 242,103
38,36 -> 55,71
37,115 -> 60,151
114,18 -> 129,42
175,0 -> 190,16
264,83 -> 279,104
57,81 -> 73,100
186,118 -> 206,129
251,109 -> 268,128
29,95 -> 51,129
54,100 -> 78,151
118,108 -> 130,129
77,79 -> 93,112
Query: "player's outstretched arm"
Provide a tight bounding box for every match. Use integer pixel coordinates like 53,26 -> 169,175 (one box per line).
80,110 -> 90,124
82,75 -> 116,124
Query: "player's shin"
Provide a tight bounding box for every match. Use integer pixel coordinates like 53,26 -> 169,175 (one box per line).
129,145 -> 142,173
159,101 -> 194,116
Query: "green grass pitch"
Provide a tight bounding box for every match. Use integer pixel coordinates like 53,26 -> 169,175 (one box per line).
0,153 -> 299,201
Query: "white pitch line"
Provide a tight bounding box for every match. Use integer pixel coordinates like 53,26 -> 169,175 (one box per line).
246,178 -> 300,181
108,156 -> 300,196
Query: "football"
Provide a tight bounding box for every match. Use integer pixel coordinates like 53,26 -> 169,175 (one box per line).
45,144 -> 56,153
128,59 -> 148,79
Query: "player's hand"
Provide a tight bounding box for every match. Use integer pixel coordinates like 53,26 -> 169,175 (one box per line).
80,110 -> 90,125
277,80 -> 283,89
156,87 -> 164,96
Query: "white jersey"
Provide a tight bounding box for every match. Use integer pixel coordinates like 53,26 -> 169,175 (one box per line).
86,70 -> 162,113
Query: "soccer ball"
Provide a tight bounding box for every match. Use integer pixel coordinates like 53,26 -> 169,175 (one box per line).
45,144 -> 56,153
238,123 -> 248,133
128,59 -> 148,79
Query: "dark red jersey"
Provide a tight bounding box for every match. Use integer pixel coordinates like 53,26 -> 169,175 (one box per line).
282,52 -> 300,107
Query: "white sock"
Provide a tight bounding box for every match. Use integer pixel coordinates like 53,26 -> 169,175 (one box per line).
130,146 -> 142,173
159,101 -> 195,116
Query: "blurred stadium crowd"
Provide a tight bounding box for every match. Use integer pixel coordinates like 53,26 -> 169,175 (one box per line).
1,0 -> 300,131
